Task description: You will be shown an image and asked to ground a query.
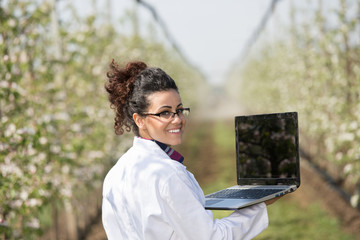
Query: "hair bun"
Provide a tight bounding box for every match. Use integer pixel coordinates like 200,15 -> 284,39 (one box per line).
126,61 -> 147,78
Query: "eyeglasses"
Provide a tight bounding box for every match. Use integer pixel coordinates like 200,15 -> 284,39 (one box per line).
142,108 -> 190,120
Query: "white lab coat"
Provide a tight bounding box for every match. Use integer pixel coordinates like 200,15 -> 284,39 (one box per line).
102,137 -> 268,239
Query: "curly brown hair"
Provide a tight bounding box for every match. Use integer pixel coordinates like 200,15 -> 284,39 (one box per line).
105,60 -> 179,136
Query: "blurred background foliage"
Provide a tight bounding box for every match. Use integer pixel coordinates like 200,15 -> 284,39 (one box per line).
0,0 -> 208,238
226,0 -> 360,209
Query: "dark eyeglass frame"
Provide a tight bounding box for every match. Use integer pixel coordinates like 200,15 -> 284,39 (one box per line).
142,107 -> 190,120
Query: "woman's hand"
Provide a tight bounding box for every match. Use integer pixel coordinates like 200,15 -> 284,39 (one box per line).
265,196 -> 283,206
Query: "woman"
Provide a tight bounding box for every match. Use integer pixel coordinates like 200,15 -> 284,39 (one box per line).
102,60 -> 272,239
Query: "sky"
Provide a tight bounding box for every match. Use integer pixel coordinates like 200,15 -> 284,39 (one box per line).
123,0 -> 288,86
133,0 -> 272,85
69,0 -> 298,85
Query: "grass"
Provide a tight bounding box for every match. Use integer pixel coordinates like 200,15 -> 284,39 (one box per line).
197,120 -> 356,240
253,199 -> 355,240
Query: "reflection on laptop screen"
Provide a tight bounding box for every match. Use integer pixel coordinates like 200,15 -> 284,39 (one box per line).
235,112 -> 299,181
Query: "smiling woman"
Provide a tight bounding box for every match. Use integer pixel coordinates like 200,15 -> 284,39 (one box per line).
134,89 -> 188,146
102,60 -> 270,239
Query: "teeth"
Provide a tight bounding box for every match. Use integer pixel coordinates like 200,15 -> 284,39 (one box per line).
169,129 -> 180,133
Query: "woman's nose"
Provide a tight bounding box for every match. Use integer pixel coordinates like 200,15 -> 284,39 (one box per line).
171,113 -> 182,123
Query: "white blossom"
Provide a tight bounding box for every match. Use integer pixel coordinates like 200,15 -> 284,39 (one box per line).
20,191 -> 29,201
350,193 -> 359,208
4,123 -> 16,137
2,54 -> 9,61
92,66 -> 102,75
46,124 -> 56,133
25,108 -> 35,117
0,143 -> 9,152
39,137 -> 48,145
50,145 -> 61,154
10,200 -> 23,208
65,152 -> 76,159
1,115 -> 9,123
60,185 -> 72,198
38,189 -> 51,198
0,163 -> 23,177
349,121 -> 358,130
338,132 -> 355,142
7,19 -> 16,27
26,218 -> 40,229
27,144 -> 37,156
0,80 -> 8,88
71,123 -> 81,132
343,164 -> 353,174
88,150 -> 104,159
61,165 -> 70,174
26,198 -> 42,207
41,114 -> 53,123
44,164 -> 52,174
28,164 -> 37,174
55,112 -> 69,121
8,82 -> 25,95
335,152 -> 343,161
19,51 -> 28,63
34,152 -> 46,163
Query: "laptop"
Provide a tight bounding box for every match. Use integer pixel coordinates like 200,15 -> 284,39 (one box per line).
205,112 -> 300,210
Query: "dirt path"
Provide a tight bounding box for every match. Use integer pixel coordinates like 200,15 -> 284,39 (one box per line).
84,222 -> 107,240
288,160 -> 360,238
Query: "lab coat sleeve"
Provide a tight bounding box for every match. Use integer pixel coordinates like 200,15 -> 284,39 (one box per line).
160,172 -> 269,240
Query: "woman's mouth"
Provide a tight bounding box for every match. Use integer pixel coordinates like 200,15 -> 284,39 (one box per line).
168,129 -> 181,133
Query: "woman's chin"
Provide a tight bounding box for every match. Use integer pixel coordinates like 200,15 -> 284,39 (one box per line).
166,136 -> 183,146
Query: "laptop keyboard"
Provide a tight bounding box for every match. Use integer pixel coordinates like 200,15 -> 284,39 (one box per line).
206,188 -> 282,199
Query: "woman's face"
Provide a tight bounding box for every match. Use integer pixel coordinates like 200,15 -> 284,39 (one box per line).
139,89 -> 187,146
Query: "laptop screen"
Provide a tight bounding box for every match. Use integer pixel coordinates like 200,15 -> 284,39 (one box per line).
235,112 -> 300,187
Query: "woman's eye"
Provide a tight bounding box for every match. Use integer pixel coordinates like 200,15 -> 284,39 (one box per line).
159,111 -> 172,117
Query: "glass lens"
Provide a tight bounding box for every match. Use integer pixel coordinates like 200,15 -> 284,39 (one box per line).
180,109 -> 190,116
159,111 -> 173,119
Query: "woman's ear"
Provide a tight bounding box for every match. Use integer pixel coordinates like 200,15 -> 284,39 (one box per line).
133,113 -> 146,130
